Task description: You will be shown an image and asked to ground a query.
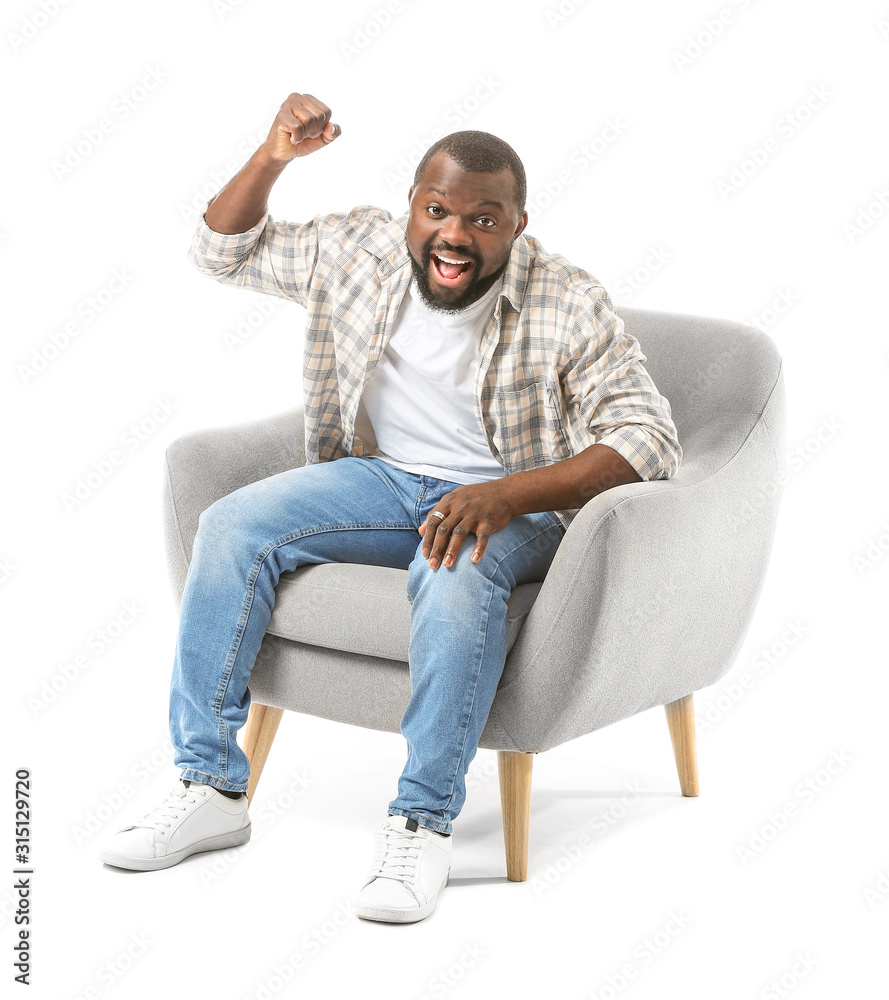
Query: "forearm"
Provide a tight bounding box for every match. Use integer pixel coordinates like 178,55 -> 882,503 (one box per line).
204,145 -> 289,234
498,443 -> 642,517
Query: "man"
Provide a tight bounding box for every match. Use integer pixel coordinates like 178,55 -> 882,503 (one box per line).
99,93 -> 681,923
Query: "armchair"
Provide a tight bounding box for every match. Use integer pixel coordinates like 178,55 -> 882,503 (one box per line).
163,305 -> 784,880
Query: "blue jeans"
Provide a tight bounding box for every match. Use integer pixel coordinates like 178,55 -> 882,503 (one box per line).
169,455 -> 565,834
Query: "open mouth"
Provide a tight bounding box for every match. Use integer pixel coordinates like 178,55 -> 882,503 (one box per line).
430,252 -> 475,287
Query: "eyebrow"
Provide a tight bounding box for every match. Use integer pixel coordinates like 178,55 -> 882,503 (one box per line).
426,187 -> 506,213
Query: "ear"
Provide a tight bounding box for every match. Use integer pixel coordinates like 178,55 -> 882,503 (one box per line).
513,210 -> 528,240
408,185 -> 414,206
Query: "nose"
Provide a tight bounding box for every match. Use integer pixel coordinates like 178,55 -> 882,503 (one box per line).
436,214 -> 473,248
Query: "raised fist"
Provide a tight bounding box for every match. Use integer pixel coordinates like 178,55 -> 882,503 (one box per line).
264,93 -> 340,162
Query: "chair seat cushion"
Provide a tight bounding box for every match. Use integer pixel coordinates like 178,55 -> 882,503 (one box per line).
266,562 -> 543,662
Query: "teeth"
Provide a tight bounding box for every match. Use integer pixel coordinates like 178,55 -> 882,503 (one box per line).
435,253 -> 471,265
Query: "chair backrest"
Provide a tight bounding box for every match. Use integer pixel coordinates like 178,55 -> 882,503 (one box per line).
618,306 -> 784,485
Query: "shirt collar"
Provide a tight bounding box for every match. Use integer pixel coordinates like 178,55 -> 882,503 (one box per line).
358,210 -> 532,314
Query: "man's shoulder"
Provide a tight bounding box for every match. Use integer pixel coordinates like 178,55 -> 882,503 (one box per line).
521,233 -> 606,298
513,233 -> 612,320
312,204 -> 393,228
309,205 -> 407,263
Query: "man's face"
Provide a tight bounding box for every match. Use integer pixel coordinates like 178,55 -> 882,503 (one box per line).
406,151 -> 528,312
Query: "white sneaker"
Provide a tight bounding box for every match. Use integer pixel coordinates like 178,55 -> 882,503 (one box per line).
351,814 -> 452,923
98,780 -> 250,871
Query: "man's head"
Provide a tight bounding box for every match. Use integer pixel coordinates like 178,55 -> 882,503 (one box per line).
406,131 -> 528,312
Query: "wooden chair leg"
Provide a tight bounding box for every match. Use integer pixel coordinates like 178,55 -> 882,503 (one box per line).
497,750 -> 534,882
241,703 -> 284,802
664,693 -> 700,796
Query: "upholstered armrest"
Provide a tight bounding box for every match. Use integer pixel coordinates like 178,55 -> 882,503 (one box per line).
163,407 -> 306,605
483,369 -> 785,753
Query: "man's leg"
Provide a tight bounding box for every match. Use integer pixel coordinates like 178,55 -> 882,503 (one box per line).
391,507 -> 566,834
168,457 -> 423,793
352,504 -> 565,923
100,457 -> 422,871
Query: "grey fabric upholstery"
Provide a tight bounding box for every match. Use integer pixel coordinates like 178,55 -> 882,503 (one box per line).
163,306 -> 784,753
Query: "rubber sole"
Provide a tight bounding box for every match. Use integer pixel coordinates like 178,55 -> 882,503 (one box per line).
99,823 -> 251,872
352,872 -> 449,923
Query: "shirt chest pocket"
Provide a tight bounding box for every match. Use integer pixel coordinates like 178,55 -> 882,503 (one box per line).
493,379 -> 573,469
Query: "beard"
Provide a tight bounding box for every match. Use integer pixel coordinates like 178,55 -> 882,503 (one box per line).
408,241 -> 511,313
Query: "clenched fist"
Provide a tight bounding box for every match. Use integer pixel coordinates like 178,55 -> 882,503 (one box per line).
264,93 -> 341,162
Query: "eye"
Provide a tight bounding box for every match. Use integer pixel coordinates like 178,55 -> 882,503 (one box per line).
426,205 -> 444,216
477,217 -> 496,228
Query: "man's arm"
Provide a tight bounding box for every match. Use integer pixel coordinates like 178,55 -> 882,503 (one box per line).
419,288 -> 680,570
203,92 -> 341,235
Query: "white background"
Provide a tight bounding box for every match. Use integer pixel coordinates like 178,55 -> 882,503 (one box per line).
3,0 -> 887,997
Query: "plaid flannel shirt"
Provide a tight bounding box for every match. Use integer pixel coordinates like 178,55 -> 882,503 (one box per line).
188,205 -> 682,528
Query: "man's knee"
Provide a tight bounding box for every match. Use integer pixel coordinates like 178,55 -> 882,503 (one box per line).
406,544 -> 504,607
196,489 -> 248,540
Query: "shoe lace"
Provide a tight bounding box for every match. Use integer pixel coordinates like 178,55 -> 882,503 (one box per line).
371,826 -> 425,884
128,784 -> 203,831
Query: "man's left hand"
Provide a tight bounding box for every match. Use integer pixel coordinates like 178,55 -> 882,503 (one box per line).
418,481 -> 515,569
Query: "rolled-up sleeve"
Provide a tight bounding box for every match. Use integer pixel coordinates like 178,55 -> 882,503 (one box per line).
563,289 -> 682,481
187,205 -> 321,307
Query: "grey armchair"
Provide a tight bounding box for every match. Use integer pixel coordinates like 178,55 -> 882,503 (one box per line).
163,305 -> 784,880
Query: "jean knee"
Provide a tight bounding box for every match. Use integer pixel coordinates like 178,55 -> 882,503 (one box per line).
197,492 -> 239,541
407,546 -> 506,611
194,488 -> 272,561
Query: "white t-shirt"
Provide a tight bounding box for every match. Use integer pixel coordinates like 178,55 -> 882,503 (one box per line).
357,277 -> 507,485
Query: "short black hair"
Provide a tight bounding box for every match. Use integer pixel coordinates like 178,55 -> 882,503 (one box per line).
413,130 -> 527,213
